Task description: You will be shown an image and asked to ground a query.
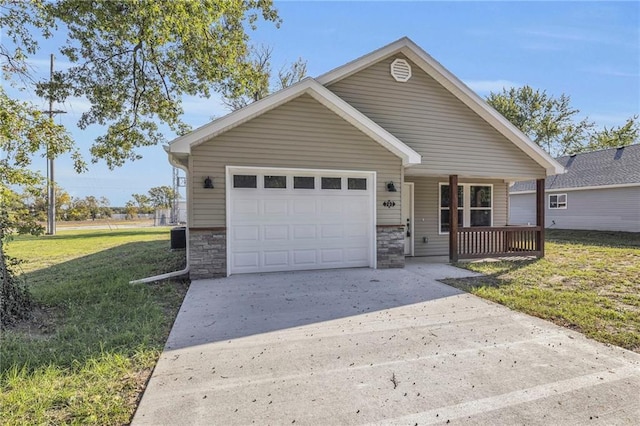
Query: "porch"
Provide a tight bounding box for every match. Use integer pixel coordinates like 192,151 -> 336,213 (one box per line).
448,175 -> 545,262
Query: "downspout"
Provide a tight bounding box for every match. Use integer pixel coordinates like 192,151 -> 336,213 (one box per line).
129,227 -> 190,284
130,147 -> 190,284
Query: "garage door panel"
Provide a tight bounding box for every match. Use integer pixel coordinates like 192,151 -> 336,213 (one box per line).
233,252 -> 260,269
320,199 -> 343,215
321,249 -> 344,263
293,250 -> 317,265
320,224 -> 343,238
263,199 -> 288,215
292,199 -> 317,214
264,225 -> 289,240
263,251 -> 289,267
293,224 -> 317,239
233,225 -> 260,241
346,223 -> 368,238
229,168 -> 373,274
346,248 -> 368,262
233,199 -> 260,215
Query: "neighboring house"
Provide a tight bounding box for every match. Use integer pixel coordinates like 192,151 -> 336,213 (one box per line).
166,37 -> 563,278
510,145 -> 640,232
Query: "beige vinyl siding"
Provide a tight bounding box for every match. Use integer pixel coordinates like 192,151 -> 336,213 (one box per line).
328,55 -> 545,179
406,177 -> 508,256
510,187 -> 640,232
190,94 -> 402,227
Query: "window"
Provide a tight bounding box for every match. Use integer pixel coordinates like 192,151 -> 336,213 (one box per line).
294,176 -> 315,189
264,175 -> 286,189
233,175 -> 257,188
470,185 -> 492,226
549,194 -> 567,209
321,177 -> 341,190
439,183 -> 493,233
348,178 -> 367,190
440,184 -> 463,233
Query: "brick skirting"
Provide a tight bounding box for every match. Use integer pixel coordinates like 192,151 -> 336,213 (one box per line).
376,226 -> 405,268
189,228 -> 226,279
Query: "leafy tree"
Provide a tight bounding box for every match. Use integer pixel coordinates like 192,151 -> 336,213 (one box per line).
20,186 -> 72,221
579,115 -> 639,153
124,201 -> 138,220
486,86 -> 594,157
1,0 -> 281,322
148,186 -> 178,210
131,193 -> 153,214
34,0 -> 281,168
221,44 -> 307,111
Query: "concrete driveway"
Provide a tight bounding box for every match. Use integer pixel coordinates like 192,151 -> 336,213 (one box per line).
133,263 -> 640,425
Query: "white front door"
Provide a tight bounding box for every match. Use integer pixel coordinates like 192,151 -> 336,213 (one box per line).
402,182 -> 414,256
227,167 -> 375,275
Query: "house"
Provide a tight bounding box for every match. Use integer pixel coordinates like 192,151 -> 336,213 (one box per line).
166,37 -> 564,278
510,145 -> 640,232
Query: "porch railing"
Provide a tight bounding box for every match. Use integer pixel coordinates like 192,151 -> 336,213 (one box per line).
455,226 -> 542,260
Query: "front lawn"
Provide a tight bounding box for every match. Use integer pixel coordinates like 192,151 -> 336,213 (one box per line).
1,228 -> 188,424
443,229 -> 640,352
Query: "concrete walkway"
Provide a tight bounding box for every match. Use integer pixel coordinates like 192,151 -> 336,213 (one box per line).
133,264 -> 640,425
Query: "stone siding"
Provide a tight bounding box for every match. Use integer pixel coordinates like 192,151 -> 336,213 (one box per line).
189,228 -> 226,279
376,226 -> 405,268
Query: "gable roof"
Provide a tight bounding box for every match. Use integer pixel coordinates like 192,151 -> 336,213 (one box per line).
168,78 -> 421,166
511,145 -> 640,193
317,37 -> 564,176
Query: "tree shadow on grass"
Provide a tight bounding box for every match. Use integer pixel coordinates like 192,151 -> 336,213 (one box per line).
1,240 -> 188,374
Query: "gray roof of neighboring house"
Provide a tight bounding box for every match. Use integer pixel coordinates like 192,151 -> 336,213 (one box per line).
510,144 -> 640,192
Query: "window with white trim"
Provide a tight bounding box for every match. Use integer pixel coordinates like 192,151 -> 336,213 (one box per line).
549,193 -> 567,209
439,183 -> 493,233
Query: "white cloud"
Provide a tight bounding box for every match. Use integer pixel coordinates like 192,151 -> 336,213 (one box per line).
463,79 -> 522,94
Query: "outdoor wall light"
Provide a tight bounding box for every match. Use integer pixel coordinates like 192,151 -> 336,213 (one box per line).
204,176 -> 214,189
386,181 -> 397,192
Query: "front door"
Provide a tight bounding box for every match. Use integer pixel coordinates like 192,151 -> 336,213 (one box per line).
401,182 -> 414,256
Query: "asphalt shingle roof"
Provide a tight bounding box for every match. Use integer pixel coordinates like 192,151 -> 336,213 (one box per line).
511,144 -> 640,192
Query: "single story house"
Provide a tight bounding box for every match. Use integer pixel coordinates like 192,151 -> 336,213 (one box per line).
510,145 -> 640,232
166,37 -> 564,278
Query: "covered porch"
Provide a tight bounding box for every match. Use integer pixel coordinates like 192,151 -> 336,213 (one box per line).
447,175 -> 545,262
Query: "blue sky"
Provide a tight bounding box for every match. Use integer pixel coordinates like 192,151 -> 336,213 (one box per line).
13,1 -> 640,206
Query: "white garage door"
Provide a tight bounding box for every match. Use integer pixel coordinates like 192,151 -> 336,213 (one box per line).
227,167 -> 375,275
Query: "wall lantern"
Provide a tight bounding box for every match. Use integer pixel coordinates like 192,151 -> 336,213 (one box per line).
204,176 -> 214,189
386,181 -> 397,192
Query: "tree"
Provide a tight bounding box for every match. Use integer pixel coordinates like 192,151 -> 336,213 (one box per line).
1,0 -> 281,322
486,86 -> 594,157
131,193 -> 153,214
220,44 -> 307,111
20,186 -> 72,221
579,115 -> 639,153
35,0 -> 281,168
148,186 -> 178,210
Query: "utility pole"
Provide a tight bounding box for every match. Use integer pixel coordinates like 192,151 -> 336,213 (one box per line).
44,54 -> 66,235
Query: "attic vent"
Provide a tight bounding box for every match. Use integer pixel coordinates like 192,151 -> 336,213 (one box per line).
390,58 -> 412,82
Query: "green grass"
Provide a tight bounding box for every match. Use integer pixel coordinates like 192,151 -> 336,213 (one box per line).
1,228 -> 188,425
444,229 -> 640,352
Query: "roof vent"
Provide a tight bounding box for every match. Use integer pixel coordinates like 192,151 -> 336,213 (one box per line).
390,58 -> 412,82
